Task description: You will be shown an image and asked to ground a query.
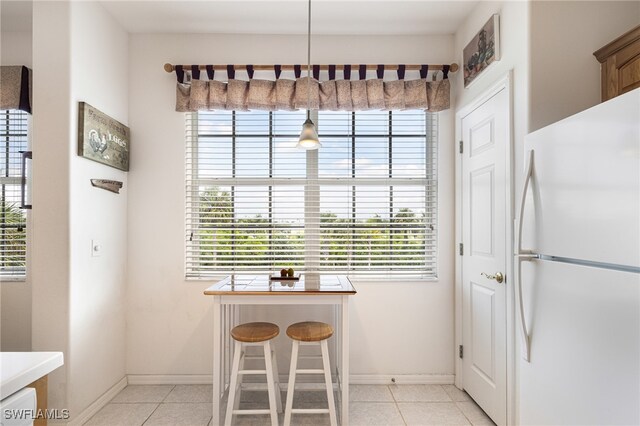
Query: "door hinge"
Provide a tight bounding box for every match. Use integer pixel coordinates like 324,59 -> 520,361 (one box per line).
459,243 -> 464,256
459,345 -> 464,359
459,140 -> 463,154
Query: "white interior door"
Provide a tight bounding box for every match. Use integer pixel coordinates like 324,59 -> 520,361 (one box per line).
460,87 -> 508,425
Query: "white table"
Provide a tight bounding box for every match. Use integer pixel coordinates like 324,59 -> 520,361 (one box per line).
0,352 -> 63,400
1,351 -> 64,426
204,274 -> 356,425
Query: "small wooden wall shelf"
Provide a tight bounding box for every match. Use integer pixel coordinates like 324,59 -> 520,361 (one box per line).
594,25 -> 640,102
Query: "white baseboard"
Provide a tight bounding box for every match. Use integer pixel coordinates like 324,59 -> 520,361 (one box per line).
127,374 -> 454,386
69,376 -> 127,426
127,374 -> 213,385
350,374 -> 455,385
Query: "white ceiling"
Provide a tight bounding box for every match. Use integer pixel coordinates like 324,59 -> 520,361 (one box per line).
0,1 -> 479,35
99,0 -> 479,35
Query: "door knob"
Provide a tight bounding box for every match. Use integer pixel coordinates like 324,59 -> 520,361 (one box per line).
481,271 -> 504,283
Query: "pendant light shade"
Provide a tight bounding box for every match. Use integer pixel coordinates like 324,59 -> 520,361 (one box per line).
297,118 -> 321,150
298,0 -> 320,150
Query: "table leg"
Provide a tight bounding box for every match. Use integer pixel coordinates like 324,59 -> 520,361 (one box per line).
341,296 -> 349,425
212,296 -> 222,426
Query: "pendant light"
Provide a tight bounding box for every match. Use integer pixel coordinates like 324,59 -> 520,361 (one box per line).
297,0 -> 321,150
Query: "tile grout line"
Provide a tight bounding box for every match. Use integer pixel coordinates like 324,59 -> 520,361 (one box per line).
454,399 -> 495,426
94,384 -> 483,426
387,384 -> 408,426
454,400 -> 475,426
160,385 -> 177,403
392,384 -> 472,426
442,386 -> 473,425
141,385 -> 175,426
140,402 -> 161,426
450,388 -> 495,426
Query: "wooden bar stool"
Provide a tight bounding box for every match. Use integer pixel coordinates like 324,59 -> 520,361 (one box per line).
225,322 -> 283,426
284,321 -> 337,426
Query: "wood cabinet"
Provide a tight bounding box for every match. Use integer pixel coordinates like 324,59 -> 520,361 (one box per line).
27,376 -> 48,426
594,25 -> 640,102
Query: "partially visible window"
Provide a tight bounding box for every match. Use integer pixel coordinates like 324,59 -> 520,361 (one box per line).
0,109 -> 28,279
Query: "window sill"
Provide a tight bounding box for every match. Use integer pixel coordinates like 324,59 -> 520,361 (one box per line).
347,275 -> 439,284
1,276 -> 27,283
185,274 -> 439,284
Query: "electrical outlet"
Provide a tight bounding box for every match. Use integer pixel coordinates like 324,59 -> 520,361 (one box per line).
91,240 -> 102,257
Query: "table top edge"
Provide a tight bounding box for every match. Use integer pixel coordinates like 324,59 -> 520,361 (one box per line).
202,274 -> 356,296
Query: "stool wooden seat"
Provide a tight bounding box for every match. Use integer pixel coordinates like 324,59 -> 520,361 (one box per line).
231,322 -> 280,342
284,321 -> 336,426
286,321 -> 333,342
226,322 -> 282,426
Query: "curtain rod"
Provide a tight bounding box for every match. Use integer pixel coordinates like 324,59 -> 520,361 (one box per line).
163,63 -> 459,73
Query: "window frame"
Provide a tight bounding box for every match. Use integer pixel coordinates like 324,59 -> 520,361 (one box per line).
185,109 -> 438,280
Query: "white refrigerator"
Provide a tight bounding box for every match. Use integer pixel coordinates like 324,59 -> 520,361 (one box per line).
516,89 -> 640,425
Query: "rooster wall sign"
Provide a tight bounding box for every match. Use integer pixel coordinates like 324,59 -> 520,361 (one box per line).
78,102 -> 130,171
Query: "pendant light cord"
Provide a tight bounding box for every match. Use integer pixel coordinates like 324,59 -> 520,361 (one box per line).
307,0 -> 311,120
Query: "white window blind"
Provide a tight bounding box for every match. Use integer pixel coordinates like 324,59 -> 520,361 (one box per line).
0,109 -> 28,279
186,109 -> 437,278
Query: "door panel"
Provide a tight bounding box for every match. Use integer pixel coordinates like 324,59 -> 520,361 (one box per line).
470,281 -> 495,383
461,87 -> 508,425
470,166 -> 494,256
470,117 -> 494,156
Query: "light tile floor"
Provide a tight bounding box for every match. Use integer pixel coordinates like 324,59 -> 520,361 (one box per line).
85,384 -> 495,426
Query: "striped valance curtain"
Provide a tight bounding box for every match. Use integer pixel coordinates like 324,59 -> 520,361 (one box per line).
175,65 -> 450,113
0,66 -> 32,114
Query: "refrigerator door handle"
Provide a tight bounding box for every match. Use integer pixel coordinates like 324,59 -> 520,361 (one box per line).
517,149 -> 534,256
515,149 -> 535,362
20,150 -> 32,209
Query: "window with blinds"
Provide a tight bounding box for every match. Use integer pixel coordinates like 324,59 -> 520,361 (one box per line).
186,109 -> 437,278
0,109 -> 28,279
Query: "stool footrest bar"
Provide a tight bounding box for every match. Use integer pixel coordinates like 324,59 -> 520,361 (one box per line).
233,409 -> 271,415
291,408 -> 330,414
238,369 -> 267,375
295,369 -> 324,374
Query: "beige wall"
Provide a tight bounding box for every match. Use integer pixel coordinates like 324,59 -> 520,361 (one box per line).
529,0 -> 640,131
31,1 -> 129,420
0,31 -> 32,67
67,2 -> 129,418
126,33 -> 458,382
0,30 -> 32,352
32,0 -> 73,412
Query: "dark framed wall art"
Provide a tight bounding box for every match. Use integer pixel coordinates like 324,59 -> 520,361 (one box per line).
78,102 -> 130,171
463,14 -> 501,88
